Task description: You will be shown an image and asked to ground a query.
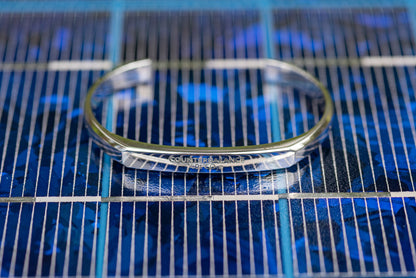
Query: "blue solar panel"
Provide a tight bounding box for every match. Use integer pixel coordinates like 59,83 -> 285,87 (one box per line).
1,2 -> 416,277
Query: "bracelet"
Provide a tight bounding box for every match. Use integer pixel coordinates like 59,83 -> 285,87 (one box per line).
84,59 -> 333,173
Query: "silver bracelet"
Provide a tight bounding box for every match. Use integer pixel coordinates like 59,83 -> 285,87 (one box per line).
84,59 -> 333,173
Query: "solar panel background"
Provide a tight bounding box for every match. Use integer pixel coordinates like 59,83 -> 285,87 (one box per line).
1,1 -> 416,277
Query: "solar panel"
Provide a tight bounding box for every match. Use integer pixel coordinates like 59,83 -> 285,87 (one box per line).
1,1 -> 416,277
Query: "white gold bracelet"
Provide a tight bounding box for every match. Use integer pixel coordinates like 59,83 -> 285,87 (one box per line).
84,59 -> 333,173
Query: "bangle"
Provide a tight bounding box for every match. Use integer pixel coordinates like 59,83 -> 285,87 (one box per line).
84,59 -> 333,173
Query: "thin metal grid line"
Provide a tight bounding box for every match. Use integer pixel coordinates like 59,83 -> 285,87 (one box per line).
221,178 -> 230,277
139,20 -> 157,268
0,65 -> 16,261
102,175 -> 112,278
96,59 -> 111,278
131,69 -> 147,275
6,197 -> 24,273
250,9 -> 264,144
34,15 -> 72,276
76,139 -> 95,277
299,56 -> 326,277
236,12 -> 257,276
103,98 -> 119,275
157,18 -> 168,147
312,19 -> 355,274
335,23 -> 387,273
249,68 -> 261,145
90,19 -> 108,273
340,10 -> 393,272
202,16 -> 213,149
258,175 -> 270,275
129,50 -> 144,275
146,16 -> 157,145
209,187 -> 215,277
246,176 -> 256,276
192,17 -> 201,149
287,67 -> 312,275
387,196 -> 409,273
155,179 -> 163,276
297,22 -> 327,270
390,70 -> 416,191
34,80 -> 62,273
233,174 -> 243,276
114,87 -> 131,276
367,10 -> 416,271
286,27 -> 314,272
272,9 -> 294,278
311,55 -> 340,271
20,14 -> 59,276
50,15 -> 87,276
213,13 -> 228,275
8,24 -> 38,198
169,16 -> 180,147
329,13 -> 402,275
337,12 -> 380,273
235,15 -> 249,147
263,80 -> 274,145
181,15 -> 190,148
328,129 -> 353,273
358,19 -> 399,194
331,12 -> 366,198
372,61 -> 409,193
390,17 -> 416,271
225,15 -> 237,148
312,62 -> 339,272
271,171 -> 283,275
64,15 -> 98,274
182,174 -> 188,276
42,16 -> 87,272
118,43 -> 133,278
0,47 -> 23,191
169,175 -> 175,276
189,14 -> 203,272
96,7 -> 122,277
300,198 -> 312,275
196,175 -> 202,276
322,15 -> 356,195
180,15 -> 189,274
247,10 -> 271,276
141,172 -> 150,276
230,13 -> 246,275
196,14 -> 204,276
212,14 -> 225,148
322,14 -> 367,274
382,49 -> 416,193
20,67 -> 50,278
372,73 -> 411,272
7,18 -> 38,276
29,19 -> 73,275
363,10 -> 408,271
287,169 -> 299,275
129,159 -> 137,273
341,15 -> 393,272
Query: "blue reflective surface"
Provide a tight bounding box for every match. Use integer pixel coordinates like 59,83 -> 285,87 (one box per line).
0,6 -> 416,278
